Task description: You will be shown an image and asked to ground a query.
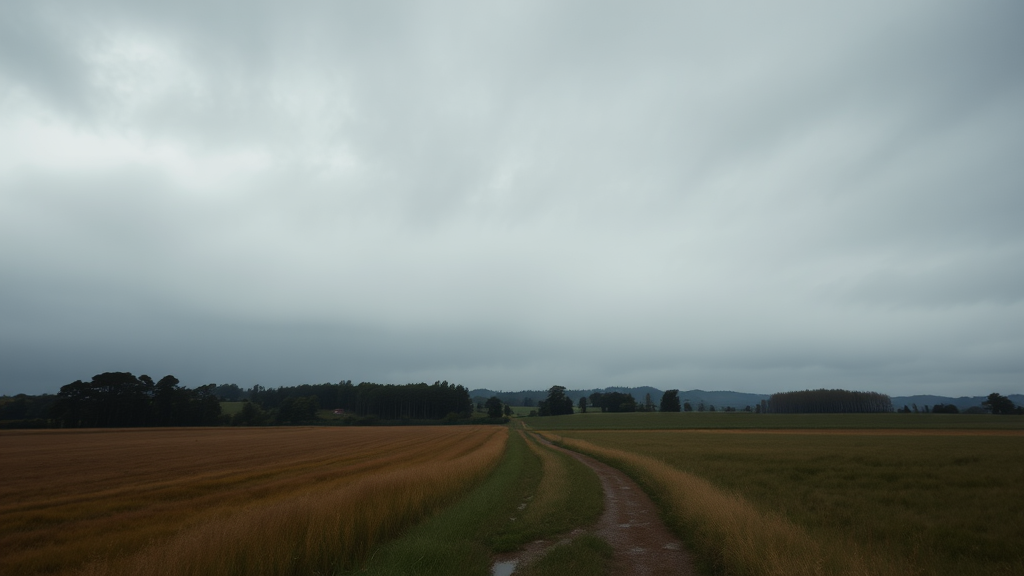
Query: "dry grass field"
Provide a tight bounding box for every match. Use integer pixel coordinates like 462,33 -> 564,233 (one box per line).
545,428 -> 1024,576
0,426 -> 506,576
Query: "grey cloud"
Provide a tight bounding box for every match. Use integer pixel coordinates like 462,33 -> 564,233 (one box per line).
1,1 -> 1022,397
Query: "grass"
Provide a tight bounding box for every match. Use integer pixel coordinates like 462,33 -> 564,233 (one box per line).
546,428 -> 1024,576
526,411 -> 1024,430
0,427 -> 505,576
218,401 -> 245,415
517,534 -> 614,576
356,424 -> 604,576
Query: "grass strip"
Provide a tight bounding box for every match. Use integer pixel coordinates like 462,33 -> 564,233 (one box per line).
356,426 -> 603,575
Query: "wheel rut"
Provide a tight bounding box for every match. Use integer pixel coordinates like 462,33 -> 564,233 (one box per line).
495,433 -> 698,575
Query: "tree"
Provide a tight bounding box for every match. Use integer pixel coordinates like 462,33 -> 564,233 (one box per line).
764,389 -> 893,413
541,386 -> 574,416
578,396 -> 588,413
503,404 -> 513,417
589,392 -> 605,412
485,396 -> 504,418
602,392 -> 636,413
683,401 -> 693,412
660,390 -> 681,412
982,393 -> 1016,415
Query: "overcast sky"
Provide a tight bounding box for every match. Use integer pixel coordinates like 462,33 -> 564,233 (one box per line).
2,1 -> 1022,397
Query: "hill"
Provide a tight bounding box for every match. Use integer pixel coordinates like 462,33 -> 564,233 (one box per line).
890,394 -> 1024,412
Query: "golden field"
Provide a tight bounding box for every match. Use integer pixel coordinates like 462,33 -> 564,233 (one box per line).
0,426 -> 506,576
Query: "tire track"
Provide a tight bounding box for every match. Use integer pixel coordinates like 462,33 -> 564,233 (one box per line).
525,433 -> 698,575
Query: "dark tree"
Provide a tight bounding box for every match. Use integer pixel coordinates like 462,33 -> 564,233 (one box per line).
589,392 -> 605,412
683,401 -> 693,412
50,372 -> 220,428
765,389 -> 893,413
578,396 -> 588,413
982,393 -> 1016,415
541,386 -> 574,416
232,400 -> 270,426
503,404 -> 513,417
932,403 -> 959,414
522,397 -> 535,407
278,395 -> 319,423
660,390 -> 681,412
485,396 -> 504,418
602,392 -> 636,413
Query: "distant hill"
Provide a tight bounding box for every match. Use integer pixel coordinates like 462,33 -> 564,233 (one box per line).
890,394 -> 1024,411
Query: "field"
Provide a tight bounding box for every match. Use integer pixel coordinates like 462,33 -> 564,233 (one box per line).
526,410 -> 1024,430
5,412 -> 1023,576
0,426 -> 505,576
538,417 -> 1024,576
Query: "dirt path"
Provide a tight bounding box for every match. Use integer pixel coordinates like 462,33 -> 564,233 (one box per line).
510,433 -> 699,576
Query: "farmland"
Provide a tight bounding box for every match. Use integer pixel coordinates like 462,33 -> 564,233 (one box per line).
540,423 -> 1024,576
526,410 -> 1024,431
0,426 -> 505,576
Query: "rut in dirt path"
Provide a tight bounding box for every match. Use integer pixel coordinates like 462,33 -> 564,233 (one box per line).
532,433 -> 699,576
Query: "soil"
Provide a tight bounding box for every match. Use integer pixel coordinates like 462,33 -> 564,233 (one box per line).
491,434 -> 698,576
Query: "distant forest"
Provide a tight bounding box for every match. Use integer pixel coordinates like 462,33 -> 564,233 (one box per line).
34,372 -> 222,428
764,389 -> 893,413
0,374 -> 475,428
243,380 -> 475,421
2,375 -> 1021,428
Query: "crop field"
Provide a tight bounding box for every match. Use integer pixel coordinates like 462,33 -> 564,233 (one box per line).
544,427 -> 1024,576
0,426 -> 506,576
526,410 -> 1024,431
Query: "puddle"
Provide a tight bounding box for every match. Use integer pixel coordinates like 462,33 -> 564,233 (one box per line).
491,560 -> 517,576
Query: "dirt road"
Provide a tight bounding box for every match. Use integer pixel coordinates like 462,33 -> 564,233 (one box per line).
526,434 -> 698,575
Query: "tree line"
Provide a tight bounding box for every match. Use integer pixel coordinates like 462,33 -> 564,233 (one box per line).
49,372 -> 221,428
764,389 -> 893,413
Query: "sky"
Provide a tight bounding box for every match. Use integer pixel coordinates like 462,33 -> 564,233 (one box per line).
1,1 -> 1022,397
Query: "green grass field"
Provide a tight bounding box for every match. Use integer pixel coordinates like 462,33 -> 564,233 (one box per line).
218,401 -> 244,416
549,426 -> 1024,576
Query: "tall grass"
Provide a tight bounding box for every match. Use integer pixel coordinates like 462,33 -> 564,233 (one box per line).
1,427 -> 505,576
545,433 -> 894,576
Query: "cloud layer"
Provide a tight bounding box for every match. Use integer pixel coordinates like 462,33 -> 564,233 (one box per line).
2,1 -> 1022,396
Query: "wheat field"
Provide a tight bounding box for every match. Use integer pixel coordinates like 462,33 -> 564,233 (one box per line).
0,426 -> 506,576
